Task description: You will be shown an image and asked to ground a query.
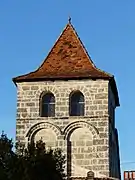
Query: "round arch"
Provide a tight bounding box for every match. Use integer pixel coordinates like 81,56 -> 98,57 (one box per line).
36,86 -> 58,99
63,120 -> 99,140
26,122 -> 62,141
67,87 -> 90,98
69,90 -> 84,98
39,91 -> 55,101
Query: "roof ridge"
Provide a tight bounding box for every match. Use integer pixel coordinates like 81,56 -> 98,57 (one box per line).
37,23 -> 70,70
69,23 -> 113,78
27,23 -> 71,76
13,22 -> 72,79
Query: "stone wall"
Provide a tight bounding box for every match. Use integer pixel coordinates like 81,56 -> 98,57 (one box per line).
16,79 -> 111,177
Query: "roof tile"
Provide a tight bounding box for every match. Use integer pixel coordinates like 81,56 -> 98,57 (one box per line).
13,23 -> 112,81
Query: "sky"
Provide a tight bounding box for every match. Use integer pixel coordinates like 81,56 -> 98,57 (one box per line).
0,0 -> 135,177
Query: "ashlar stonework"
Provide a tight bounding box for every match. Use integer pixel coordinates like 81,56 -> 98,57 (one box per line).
13,21 -> 120,179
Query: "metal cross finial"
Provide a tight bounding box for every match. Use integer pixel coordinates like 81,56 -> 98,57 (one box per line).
68,16 -> 71,24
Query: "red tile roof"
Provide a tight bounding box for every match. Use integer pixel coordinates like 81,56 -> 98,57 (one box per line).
12,22 -> 119,106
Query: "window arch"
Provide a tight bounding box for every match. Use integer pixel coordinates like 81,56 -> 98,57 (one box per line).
69,91 -> 84,116
40,92 -> 55,117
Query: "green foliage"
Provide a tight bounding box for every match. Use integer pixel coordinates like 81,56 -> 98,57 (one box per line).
0,132 -> 65,180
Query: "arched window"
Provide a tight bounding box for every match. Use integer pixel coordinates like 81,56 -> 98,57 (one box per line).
69,91 -> 84,116
40,92 -> 55,117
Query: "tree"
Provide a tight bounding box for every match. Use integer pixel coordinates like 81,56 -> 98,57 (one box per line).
0,132 -> 66,180
0,131 -> 15,180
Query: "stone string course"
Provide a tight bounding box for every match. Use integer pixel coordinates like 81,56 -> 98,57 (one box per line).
15,79 -> 117,178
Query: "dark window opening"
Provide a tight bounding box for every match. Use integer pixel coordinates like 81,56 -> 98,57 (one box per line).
70,91 -> 84,116
40,93 -> 55,117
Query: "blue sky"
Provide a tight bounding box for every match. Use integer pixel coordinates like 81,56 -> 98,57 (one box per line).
0,0 -> 135,176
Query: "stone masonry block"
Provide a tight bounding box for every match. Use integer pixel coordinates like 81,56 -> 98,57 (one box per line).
15,79 -> 114,177
22,86 -> 30,90
95,93 -> 108,99
93,139 -> 104,145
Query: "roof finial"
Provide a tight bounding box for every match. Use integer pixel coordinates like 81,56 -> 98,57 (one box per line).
68,16 -> 71,24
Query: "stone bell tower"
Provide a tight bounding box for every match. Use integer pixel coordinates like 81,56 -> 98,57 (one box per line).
13,21 -> 121,179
